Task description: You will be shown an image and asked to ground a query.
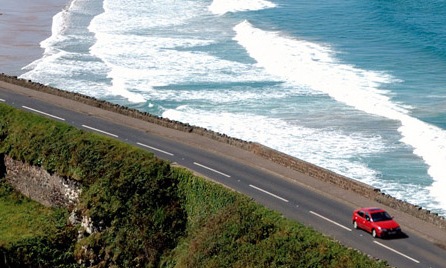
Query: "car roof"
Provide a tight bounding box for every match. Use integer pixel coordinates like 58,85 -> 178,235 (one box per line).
358,207 -> 386,213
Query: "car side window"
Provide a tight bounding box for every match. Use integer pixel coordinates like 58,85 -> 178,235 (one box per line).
365,214 -> 370,221
358,211 -> 364,218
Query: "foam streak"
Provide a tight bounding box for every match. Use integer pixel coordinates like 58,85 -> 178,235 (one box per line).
209,0 -> 276,15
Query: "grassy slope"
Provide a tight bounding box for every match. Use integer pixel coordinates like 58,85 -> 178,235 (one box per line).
0,103 -> 388,267
0,183 -> 57,246
0,182 -> 77,267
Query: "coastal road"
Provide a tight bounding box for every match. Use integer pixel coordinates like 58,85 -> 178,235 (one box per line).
1,82 -> 445,268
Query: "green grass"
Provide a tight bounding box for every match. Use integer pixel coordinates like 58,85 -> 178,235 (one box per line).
0,183 -> 58,247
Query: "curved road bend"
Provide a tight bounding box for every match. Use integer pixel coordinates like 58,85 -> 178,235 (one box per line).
1,82 -> 445,267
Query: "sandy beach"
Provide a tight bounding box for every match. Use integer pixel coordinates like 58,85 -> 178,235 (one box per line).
0,0 -> 67,76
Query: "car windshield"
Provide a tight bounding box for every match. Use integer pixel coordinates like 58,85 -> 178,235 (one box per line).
371,211 -> 392,222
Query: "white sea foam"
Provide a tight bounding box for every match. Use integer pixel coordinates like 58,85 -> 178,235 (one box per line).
88,32 -> 273,102
88,0 -> 205,102
88,0 -> 276,103
233,20 -> 446,211
20,0 -> 109,98
209,0 -> 276,15
163,106 -> 384,181
21,1 -> 72,72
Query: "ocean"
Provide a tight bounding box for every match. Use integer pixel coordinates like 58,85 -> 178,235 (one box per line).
16,0 -> 446,216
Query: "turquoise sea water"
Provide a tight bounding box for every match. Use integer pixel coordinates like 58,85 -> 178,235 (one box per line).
19,0 -> 446,216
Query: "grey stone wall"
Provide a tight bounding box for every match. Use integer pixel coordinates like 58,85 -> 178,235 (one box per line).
3,155 -> 80,208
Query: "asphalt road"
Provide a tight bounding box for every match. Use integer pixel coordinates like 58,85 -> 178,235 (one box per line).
1,83 -> 445,267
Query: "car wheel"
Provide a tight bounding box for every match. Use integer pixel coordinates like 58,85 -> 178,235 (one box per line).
372,229 -> 377,238
353,221 -> 358,229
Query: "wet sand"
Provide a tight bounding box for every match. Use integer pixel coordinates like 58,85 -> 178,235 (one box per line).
0,0 -> 67,76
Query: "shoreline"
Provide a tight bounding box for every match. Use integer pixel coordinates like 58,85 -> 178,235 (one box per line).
0,0 -> 67,76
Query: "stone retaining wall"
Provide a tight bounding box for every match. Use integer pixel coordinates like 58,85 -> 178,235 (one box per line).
1,73 -> 445,230
2,155 -> 80,208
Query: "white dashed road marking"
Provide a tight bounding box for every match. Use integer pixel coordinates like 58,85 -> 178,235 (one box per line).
309,210 -> 352,231
137,142 -> 174,156
249,184 -> 289,203
82,125 -> 118,138
22,106 -> 65,121
374,241 -> 420,264
193,162 -> 231,177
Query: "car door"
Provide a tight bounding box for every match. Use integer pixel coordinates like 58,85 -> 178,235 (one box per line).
363,212 -> 372,232
356,211 -> 367,229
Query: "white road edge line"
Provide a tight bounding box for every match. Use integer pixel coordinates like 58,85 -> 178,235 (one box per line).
309,211 -> 352,231
249,184 -> 289,203
82,125 -> 118,138
137,142 -> 174,156
193,162 -> 231,178
22,106 -> 65,121
373,241 -> 420,264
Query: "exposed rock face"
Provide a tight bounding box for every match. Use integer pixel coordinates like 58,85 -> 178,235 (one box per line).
3,155 -> 81,208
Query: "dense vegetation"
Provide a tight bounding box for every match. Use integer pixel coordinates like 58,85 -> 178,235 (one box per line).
0,103 -> 388,267
0,182 -> 77,267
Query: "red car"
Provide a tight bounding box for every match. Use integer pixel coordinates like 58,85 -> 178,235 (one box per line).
352,207 -> 402,238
